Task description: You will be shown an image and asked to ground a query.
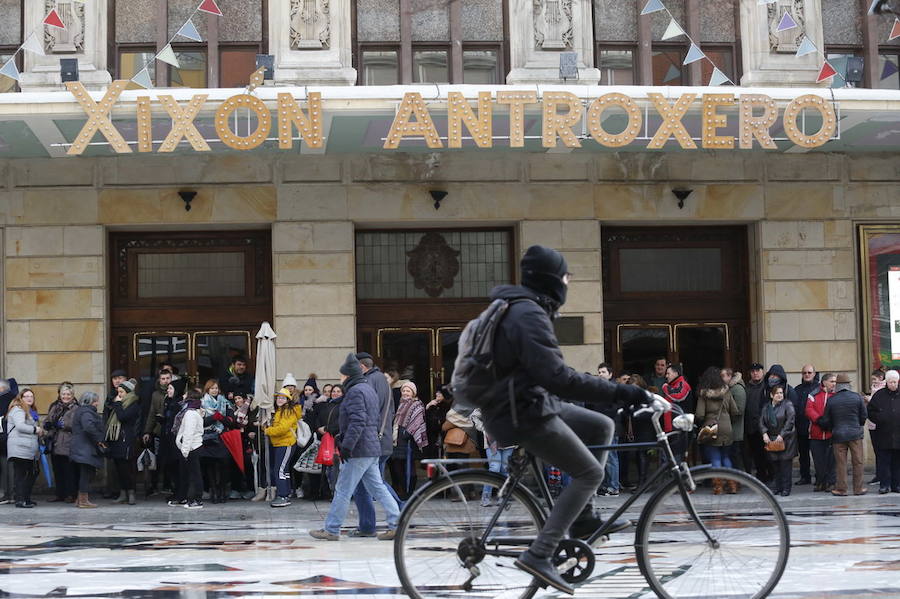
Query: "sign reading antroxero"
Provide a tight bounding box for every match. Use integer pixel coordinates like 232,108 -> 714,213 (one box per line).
65,82 -> 837,155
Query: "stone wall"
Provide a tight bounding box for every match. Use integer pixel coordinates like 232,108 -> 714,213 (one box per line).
0,150 -> 894,404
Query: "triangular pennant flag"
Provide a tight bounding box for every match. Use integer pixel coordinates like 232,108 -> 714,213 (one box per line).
21,33 -> 45,56
683,43 -> 706,65
0,58 -> 19,81
816,61 -> 837,83
197,0 -> 223,16
177,19 -> 203,42
663,64 -> 681,83
776,11 -> 798,32
640,0 -> 665,15
661,19 -> 686,40
708,67 -> 731,86
795,37 -> 817,57
131,67 -> 153,89
156,44 -> 180,68
890,18 -> 900,40
43,9 -> 66,29
881,58 -> 898,80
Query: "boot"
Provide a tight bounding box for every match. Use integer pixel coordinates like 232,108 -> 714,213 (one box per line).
127,490 -> 136,505
251,487 -> 267,502
112,491 -> 127,504
266,487 -> 277,502
712,478 -> 724,495
726,479 -> 739,494
77,493 -> 97,509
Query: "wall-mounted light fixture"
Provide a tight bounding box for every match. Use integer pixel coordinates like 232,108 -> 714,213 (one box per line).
672,188 -> 693,210
429,190 -> 448,210
60,59 -> 79,83
178,190 -> 197,212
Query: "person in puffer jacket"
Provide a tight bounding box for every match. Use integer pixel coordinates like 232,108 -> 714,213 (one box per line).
264,389 -> 301,508
805,373 -> 836,492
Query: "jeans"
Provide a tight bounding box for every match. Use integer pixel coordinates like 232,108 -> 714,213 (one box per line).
702,444 -> 733,468
602,451 -> 620,492
354,455 -> 403,534
482,446 -> 514,502
269,444 -> 294,498
324,456 -> 400,535
78,464 -> 95,494
496,402 -> 613,558
797,435 -> 811,481
875,448 -> 900,491
809,439 -> 835,486
833,439 -> 865,495
10,457 -> 37,503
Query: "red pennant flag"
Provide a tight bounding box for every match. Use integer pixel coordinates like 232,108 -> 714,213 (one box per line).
197,0 -> 223,15
43,9 -> 66,29
816,61 -> 837,83
890,18 -> 900,41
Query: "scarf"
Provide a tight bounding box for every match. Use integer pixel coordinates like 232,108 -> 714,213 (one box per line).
202,393 -> 228,434
765,401 -> 779,431
342,374 -> 366,392
235,402 -> 250,427
394,397 -> 428,449
171,402 -> 189,436
106,392 -> 138,441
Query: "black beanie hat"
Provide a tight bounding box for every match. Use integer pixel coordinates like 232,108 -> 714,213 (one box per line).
339,352 -> 363,378
521,245 -> 569,306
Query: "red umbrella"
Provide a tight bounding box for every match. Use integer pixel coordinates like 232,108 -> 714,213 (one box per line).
220,429 -> 245,473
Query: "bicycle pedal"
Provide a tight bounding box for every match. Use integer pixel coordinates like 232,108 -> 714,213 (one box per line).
557,558 -> 577,572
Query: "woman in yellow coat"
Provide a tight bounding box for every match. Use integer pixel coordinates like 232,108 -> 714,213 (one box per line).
265,388 -> 301,507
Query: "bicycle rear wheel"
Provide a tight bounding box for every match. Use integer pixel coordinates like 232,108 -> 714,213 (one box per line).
394,471 -> 545,599
635,467 -> 789,599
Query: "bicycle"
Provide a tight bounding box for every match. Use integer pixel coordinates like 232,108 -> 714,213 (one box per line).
393,397 -> 790,599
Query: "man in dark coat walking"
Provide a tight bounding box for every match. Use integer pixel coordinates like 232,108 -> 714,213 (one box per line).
868,370 -> 900,493
822,374 -> 867,496
793,365 -> 820,485
481,245 -> 650,595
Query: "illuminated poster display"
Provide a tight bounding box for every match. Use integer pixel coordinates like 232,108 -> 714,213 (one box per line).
861,226 -> 900,371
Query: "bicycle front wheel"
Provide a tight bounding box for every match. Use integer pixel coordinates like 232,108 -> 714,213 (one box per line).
635,467 -> 789,599
394,470 -> 545,599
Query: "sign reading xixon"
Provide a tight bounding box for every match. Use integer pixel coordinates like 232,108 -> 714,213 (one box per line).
65,81 -> 837,155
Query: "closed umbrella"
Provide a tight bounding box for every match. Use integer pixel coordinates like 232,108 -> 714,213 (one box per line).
254,322 -> 278,492
220,429 -> 245,473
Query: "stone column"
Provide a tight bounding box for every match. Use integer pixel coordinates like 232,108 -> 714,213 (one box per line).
507,0 -> 601,84
740,0 -> 825,86
267,0 -> 356,86
20,0 -> 111,92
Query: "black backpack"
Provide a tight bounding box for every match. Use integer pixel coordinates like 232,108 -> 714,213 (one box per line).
450,298 -> 528,425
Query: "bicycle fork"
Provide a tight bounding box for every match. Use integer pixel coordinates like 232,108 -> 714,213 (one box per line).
675,463 -> 720,549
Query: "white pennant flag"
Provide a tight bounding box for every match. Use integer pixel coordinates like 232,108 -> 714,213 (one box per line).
177,19 -> 203,42
661,19 -> 686,40
708,67 -> 731,86
0,58 -> 19,81
21,33 -> 45,56
156,44 -> 180,68
131,67 -> 153,89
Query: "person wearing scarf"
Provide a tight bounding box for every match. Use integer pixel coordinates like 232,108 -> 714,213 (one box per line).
198,379 -> 233,504
105,379 -> 141,505
387,381 -> 428,499
760,385 -> 797,497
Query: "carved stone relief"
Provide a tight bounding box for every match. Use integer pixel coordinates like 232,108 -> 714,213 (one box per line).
533,0 -> 574,50
406,232 -> 460,298
768,0 -> 804,53
290,0 -> 331,50
44,0 -> 85,54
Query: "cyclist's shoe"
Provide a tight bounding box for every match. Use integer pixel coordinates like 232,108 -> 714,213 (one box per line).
514,550 -> 575,595
569,515 -> 632,540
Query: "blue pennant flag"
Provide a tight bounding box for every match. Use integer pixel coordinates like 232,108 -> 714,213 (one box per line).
795,37 -> 817,57
776,11 -> 798,32
131,67 -> 153,89
641,0 -> 666,15
663,64 -> 681,83
683,43 -> 706,65
708,67 -> 732,86
177,19 -> 203,42
882,59 -> 899,80
0,58 -> 19,81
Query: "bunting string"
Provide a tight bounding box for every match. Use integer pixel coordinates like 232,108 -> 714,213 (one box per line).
0,2 -> 72,83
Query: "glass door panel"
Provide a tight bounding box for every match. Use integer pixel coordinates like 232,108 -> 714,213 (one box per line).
193,332 -> 252,386
378,329 -> 435,399
437,327 -> 462,394
617,325 -> 672,378
674,324 -> 729,389
133,333 -> 190,391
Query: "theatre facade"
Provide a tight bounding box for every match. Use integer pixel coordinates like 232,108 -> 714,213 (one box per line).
0,0 -> 899,409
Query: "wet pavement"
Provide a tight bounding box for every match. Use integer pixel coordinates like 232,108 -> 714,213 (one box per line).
0,485 -> 898,599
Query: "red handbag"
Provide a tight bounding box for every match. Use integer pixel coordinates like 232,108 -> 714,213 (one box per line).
315,432 -> 336,465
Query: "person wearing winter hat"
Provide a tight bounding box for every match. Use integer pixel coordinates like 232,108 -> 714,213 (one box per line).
104,378 -> 141,505
310,353 -> 400,541
175,392 -> 205,509
265,388 -> 301,507
480,245 -> 655,595
301,374 -> 320,413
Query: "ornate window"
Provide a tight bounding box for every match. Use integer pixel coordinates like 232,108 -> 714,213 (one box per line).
354,0 -> 508,84
110,0 -> 267,88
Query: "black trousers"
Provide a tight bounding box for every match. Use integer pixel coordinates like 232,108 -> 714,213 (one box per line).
747,433 -> 773,482
181,450 -> 202,502
10,457 -> 37,503
797,435 -> 811,481
78,464 -> 95,493
772,459 -> 792,494
51,454 -> 78,499
729,440 -> 745,471
200,456 -> 228,499
809,439 -> 835,486
876,448 -> 900,491
113,457 -> 135,491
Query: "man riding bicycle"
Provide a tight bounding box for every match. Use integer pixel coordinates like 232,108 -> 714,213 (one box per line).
482,245 -> 652,595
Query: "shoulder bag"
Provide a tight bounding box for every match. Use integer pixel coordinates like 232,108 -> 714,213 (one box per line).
696,399 -> 726,445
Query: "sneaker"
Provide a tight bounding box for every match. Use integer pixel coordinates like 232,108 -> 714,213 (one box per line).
480,498 -> 492,507
0,498 -> 11,506
241,490 -> 256,500
605,489 -> 620,497
167,499 -> 186,507
348,529 -> 377,537
295,488 -> 305,499
310,529 -> 340,541
270,496 -> 291,508
201,492 -> 210,500
184,500 -> 204,509
377,529 -> 396,541
228,490 -> 241,500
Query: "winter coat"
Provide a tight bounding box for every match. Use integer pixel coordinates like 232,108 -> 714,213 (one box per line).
176,410 -> 204,457
338,377 -> 382,459
104,393 -> 141,460
484,284 -> 646,446
805,386 -> 833,441
144,385 -> 169,436
0,378 -> 19,450
794,375 -> 820,437
365,366 -> 395,457
265,405 -> 301,447
311,398 -> 342,438
220,367 -> 254,399
695,386 -> 740,447
745,379 -> 766,436
662,375 -> 693,433
70,405 -> 105,469
759,399 -> 797,462
821,389 -> 867,444
45,399 -> 77,457
5,406 -> 39,461
728,373 -> 747,442
868,386 -> 900,450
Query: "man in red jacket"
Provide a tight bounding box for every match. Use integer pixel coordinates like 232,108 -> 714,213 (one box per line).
806,373 -> 836,492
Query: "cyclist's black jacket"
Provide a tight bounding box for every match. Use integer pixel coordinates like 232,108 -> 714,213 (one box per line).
482,284 -> 646,446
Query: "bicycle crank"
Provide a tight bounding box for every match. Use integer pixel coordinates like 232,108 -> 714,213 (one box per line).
553,539 -> 596,584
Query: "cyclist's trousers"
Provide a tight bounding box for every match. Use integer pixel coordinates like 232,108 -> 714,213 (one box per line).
517,402 -> 614,557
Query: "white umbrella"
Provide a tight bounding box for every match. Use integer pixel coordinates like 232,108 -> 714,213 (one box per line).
254,321 -> 277,495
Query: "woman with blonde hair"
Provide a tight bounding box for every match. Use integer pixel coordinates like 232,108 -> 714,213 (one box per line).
6,388 -> 43,508
389,381 -> 428,499
45,383 -> 78,503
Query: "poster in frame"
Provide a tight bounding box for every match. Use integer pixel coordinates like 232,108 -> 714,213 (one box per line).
859,224 -> 900,376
